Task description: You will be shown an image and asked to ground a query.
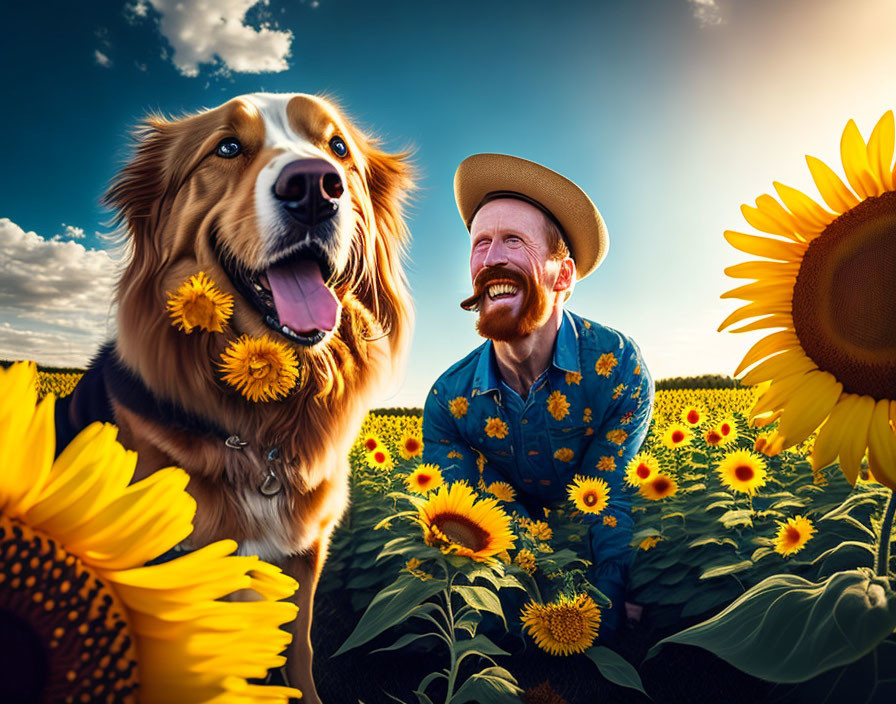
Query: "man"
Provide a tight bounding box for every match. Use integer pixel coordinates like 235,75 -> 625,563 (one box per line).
422,153 -> 654,648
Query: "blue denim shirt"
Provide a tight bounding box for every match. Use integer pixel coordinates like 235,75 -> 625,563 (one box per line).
422,309 -> 655,588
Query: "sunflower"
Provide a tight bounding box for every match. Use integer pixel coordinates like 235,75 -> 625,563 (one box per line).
704,427 -> 724,446
399,431 -> 423,460
680,404 -> 708,427
662,423 -> 694,450
409,482 -> 515,562
513,548 -> 537,575
566,475 -> 610,515
405,464 -> 443,494
546,391 -> 571,421
359,432 -> 381,453
448,396 -> 469,418
625,452 -> 660,486
486,481 -> 517,502
639,536 -> 661,551
716,449 -> 769,495
719,112 -> 896,490
525,520 -> 553,542
366,446 -> 394,471
218,334 -> 300,402
520,594 -> 601,656
639,474 -> 678,501
0,362 -> 300,704
166,271 -> 234,334
484,417 -> 509,439
773,515 -> 816,556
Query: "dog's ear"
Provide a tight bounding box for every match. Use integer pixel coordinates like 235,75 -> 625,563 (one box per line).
361,144 -> 417,360
102,114 -> 176,247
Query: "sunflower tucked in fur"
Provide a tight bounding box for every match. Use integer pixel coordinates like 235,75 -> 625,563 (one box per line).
0,362 -> 300,704
218,334 -> 300,402
166,271 -> 234,333
719,112 -> 896,489
409,482 -> 515,562
520,594 -> 601,656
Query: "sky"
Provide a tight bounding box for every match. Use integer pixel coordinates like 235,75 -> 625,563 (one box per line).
2,0 -> 895,406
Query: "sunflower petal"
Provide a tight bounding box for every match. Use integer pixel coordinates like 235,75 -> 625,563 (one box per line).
728,314 -> 795,333
739,347 -> 816,386
805,155 -> 859,214
720,277 -> 797,302
749,369 -> 818,418
718,300 -> 792,332
772,182 -> 835,231
867,399 -> 896,490
773,373 -> 842,449
866,111 -> 895,192
840,118 -> 881,198
723,230 -> 808,261
838,395 -> 876,486
724,260 -> 800,280
810,394 -> 859,473
732,330 -> 801,377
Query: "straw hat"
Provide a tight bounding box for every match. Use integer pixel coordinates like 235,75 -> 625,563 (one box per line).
454,153 -> 609,280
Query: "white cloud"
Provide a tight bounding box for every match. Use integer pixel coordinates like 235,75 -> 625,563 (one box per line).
147,0 -> 293,77
0,219 -> 120,367
56,223 -> 85,240
124,0 -> 150,23
95,49 -> 112,68
688,0 -> 724,28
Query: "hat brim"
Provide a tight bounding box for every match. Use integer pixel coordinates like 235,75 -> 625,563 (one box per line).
454,153 -> 608,280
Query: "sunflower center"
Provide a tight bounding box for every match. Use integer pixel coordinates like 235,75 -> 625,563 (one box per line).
434,514 -> 490,552
707,431 -> 722,443
185,295 -> 216,327
583,491 -> 598,507
636,464 -> 651,479
374,451 -> 386,463
0,516 -> 138,702
248,356 -> 273,379
734,464 -> 754,482
654,477 -> 670,493
364,438 -> 377,450
547,607 -> 585,644
721,423 -> 731,435
405,439 -> 421,453
672,430 -> 684,443
792,190 -> 896,399
785,526 -> 802,545
417,474 -> 431,486
687,410 -> 700,424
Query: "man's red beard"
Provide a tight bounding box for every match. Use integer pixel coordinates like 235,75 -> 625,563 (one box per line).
460,266 -> 551,342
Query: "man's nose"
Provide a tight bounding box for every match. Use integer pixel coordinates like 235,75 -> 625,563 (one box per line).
482,239 -> 508,267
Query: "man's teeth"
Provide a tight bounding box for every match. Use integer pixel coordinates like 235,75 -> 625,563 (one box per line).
487,283 -> 519,300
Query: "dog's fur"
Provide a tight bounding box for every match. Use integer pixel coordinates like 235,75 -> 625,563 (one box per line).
71,93 -> 414,701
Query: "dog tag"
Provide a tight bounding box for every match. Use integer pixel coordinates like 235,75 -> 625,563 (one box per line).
225,434 -> 248,450
260,469 -> 282,496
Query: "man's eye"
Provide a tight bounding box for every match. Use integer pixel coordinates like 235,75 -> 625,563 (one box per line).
215,138 -> 242,159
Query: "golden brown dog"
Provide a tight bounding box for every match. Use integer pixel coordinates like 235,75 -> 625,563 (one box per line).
67,92 -> 414,702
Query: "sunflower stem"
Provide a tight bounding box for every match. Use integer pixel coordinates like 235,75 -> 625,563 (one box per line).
444,571 -> 459,703
876,489 -> 896,577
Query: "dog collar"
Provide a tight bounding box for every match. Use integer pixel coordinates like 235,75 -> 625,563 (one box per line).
95,342 -> 284,497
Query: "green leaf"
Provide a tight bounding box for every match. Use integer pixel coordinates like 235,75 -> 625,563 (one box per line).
370,631 -> 443,654
334,573 -> 447,656
455,608 -> 483,637
449,666 -> 522,704
454,634 -> 510,667
376,537 -> 444,563
699,560 -> 753,580
453,585 -> 506,630
688,536 -> 738,550
646,569 -> 896,683
585,645 -> 649,697
416,670 -> 448,698
719,509 -> 753,528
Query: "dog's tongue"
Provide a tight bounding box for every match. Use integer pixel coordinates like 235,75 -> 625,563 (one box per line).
267,259 -> 339,334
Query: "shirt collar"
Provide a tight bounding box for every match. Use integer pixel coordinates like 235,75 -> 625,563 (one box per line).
471,310 -> 580,396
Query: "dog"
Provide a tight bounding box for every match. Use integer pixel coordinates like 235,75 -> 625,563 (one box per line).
54,92 -> 415,702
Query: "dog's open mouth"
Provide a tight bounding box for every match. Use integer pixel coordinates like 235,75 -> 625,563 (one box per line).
213,233 -> 340,346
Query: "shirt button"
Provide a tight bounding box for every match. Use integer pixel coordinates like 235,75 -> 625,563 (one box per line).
521,419 -> 528,425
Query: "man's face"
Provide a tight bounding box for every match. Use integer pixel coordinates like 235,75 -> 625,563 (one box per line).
466,198 -> 566,341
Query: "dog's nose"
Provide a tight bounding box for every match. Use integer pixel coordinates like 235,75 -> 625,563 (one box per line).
273,159 -> 344,227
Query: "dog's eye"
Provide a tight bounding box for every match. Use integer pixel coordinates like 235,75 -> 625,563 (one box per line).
215,138 -> 242,159
328,135 -> 349,158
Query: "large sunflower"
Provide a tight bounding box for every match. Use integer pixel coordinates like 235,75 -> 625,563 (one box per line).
719,112 -> 896,489
410,482 -> 515,562
520,594 -> 601,656
0,362 -> 301,703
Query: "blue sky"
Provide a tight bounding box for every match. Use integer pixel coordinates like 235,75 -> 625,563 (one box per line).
2,0 -> 895,405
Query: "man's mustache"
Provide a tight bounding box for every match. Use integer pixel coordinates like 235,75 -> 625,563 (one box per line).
460,267 -> 530,312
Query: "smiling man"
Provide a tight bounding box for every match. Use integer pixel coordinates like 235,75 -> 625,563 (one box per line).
422,153 -> 655,648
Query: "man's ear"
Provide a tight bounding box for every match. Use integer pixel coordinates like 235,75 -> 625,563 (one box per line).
553,257 -> 576,293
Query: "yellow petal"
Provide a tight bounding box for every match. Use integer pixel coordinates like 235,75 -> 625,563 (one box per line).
740,199 -> 802,241
866,111 -> 895,192
840,118 -> 881,198
718,300 -> 792,332
724,260 -> 801,280
720,277 -> 796,302
10,393 -> 56,516
740,347 -> 816,386
806,155 -> 859,214
773,373 -> 842,448
749,369 -> 818,418
723,230 -> 808,261
728,314 -> 795,334
772,182 -> 835,232
0,363 -> 40,513
810,394 -> 858,473
838,395 -> 876,486
732,330 -> 801,377
865,399 -> 896,490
